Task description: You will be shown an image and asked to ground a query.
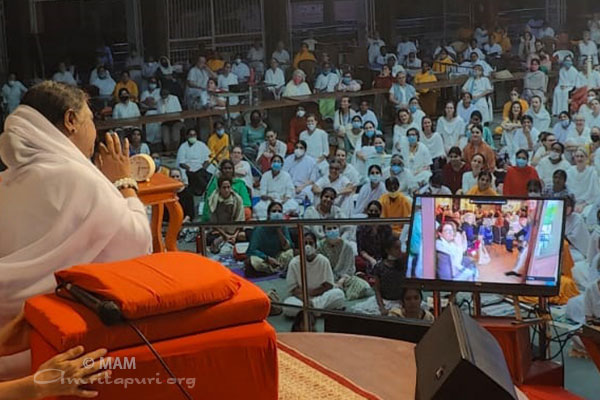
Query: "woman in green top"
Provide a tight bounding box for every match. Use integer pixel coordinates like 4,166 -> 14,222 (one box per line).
202,159 -> 252,221
241,110 -> 267,160
245,201 -> 294,275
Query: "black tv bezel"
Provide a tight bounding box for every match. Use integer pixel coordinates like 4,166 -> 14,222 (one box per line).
404,194 -> 566,297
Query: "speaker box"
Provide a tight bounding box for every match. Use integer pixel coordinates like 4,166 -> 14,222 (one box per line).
415,304 -> 517,400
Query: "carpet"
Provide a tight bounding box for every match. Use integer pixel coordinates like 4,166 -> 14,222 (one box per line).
278,342 -> 381,400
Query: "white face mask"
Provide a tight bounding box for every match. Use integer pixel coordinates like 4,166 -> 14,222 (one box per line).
294,148 -> 305,158
549,151 -> 561,161
297,110 -> 306,118
305,244 -> 316,258
528,192 -> 540,197
307,122 -> 316,131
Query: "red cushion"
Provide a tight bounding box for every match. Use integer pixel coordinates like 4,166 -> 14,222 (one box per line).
25,276 -> 269,352
54,252 -> 240,319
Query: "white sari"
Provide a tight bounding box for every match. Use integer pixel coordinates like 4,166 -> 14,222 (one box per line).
0,106 -> 152,378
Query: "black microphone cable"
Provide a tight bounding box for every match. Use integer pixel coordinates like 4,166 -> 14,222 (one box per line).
55,283 -> 194,400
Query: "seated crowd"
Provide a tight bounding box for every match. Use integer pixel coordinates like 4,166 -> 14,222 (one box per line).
5,18 -> 600,325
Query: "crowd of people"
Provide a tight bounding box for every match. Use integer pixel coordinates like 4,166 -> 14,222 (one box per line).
4,16 -> 600,325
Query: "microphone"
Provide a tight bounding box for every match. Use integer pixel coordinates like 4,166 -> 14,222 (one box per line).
60,282 -> 124,325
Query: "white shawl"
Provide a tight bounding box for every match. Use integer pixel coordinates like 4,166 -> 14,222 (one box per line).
0,106 -> 152,378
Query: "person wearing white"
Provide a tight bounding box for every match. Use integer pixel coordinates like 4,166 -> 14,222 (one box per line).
52,62 -> 77,86
284,141 -> 318,204
231,55 -> 251,83
176,130 -> 210,177
247,42 -> 265,79
567,148 -> 600,217
231,145 -> 254,191
525,96 -> 551,132
254,157 -> 298,219
585,98 -> 600,128
139,79 -> 162,145
400,128 -> 433,187
112,89 -> 141,120
157,89 -> 184,151
461,154 -> 486,193
404,53 -> 422,78
299,115 -> 329,162
272,41 -> 291,71
90,66 -> 116,97
462,65 -> 493,124
535,142 -> 571,188
313,160 -> 354,213
382,155 -> 417,196
186,56 -> 215,109
357,100 -> 378,127
333,96 -> 357,148
257,130 -> 287,162
456,93 -> 478,126
578,69 -> 600,92
565,204 -> 592,262
392,109 -> 419,155
579,31 -> 599,66
388,72 -> 416,110
463,41 -> 486,63
353,165 -> 387,216
334,148 -> 361,187
368,33 -> 386,67
142,56 -> 159,81
282,69 -> 312,97
264,59 -> 285,99
0,85 -> 151,379
553,57 -> 580,115
315,64 -> 340,93
503,116 -> 537,164
217,62 -> 240,105
409,98 -> 426,128
396,36 -> 417,64
420,117 -> 445,161
1,74 -> 27,114
283,237 -> 345,317
565,115 -> 591,160
437,101 -> 467,152
567,277 -> 600,325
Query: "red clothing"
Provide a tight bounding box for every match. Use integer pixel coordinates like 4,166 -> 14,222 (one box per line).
442,162 -> 469,194
503,166 -> 540,196
287,117 -> 307,154
373,75 -> 394,89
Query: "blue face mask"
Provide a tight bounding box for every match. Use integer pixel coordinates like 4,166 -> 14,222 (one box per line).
375,145 -> 384,154
369,174 -> 382,183
271,162 -> 283,171
216,128 -> 225,136
561,119 -> 570,128
407,135 -> 418,144
409,105 -> 418,113
325,228 -> 340,240
270,211 -> 283,220
564,61 -> 573,68
153,158 -> 161,168
391,165 -> 403,175
343,77 -> 351,84
516,158 -> 528,168
365,129 -> 375,138
352,121 -> 362,129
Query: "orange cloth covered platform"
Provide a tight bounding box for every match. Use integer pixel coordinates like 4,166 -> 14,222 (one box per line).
25,252 -> 278,400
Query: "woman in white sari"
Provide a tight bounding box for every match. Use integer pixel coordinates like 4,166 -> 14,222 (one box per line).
400,127 -> 432,187
0,81 -> 152,379
552,56 -> 580,115
437,101 -> 466,153
392,108 -> 419,155
462,65 -> 493,124
567,148 -> 600,217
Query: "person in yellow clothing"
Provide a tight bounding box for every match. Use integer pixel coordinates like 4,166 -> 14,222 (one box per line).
379,176 -> 412,238
466,171 -> 498,196
207,120 -> 230,163
492,26 -> 512,53
501,89 -> 529,120
414,60 -> 438,116
433,48 -> 454,73
207,51 -> 225,73
113,70 -> 139,103
292,43 -> 317,69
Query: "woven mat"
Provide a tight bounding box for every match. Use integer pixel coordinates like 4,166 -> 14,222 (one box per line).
278,342 -> 381,400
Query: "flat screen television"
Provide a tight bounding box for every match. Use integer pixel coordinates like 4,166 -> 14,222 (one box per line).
405,195 -> 566,296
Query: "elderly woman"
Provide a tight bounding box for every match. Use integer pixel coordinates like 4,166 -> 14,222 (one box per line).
383,154 -> 415,195
353,165 -> 387,217
0,81 -> 151,378
436,221 -> 478,281
318,224 -> 356,280
282,69 -> 312,97
207,176 -> 246,254
567,148 -> 600,216
400,127 -> 432,188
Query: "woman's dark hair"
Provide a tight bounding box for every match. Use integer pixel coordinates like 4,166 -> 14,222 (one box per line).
217,176 -> 233,188
213,120 -> 224,129
552,142 -> 565,153
448,146 -> 462,157
509,101 -> 523,120
186,127 -> 197,136
553,169 -> 567,181
558,111 -> 571,121
407,127 -> 420,139
521,115 -> 534,123
470,123 -> 484,134
304,231 -> 317,243
472,152 -> 487,165
565,194 -> 575,208
469,110 -> 482,121
21,81 -> 88,128
515,149 -> 529,159
400,288 -> 423,302
219,159 -> 234,170
526,179 -> 542,192
366,200 -> 382,213
385,176 -> 400,191
321,187 -> 337,199
368,164 -> 382,174
478,170 -> 493,181
267,201 -> 283,214
271,154 -> 284,164
250,110 -> 262,120
351,115 -> 362,123
297,140 -> 307,149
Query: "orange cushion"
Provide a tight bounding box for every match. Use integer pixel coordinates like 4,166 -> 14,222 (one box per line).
30,321 -> 279,400
25,276 -> 269,352
54,252 -> 240,319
